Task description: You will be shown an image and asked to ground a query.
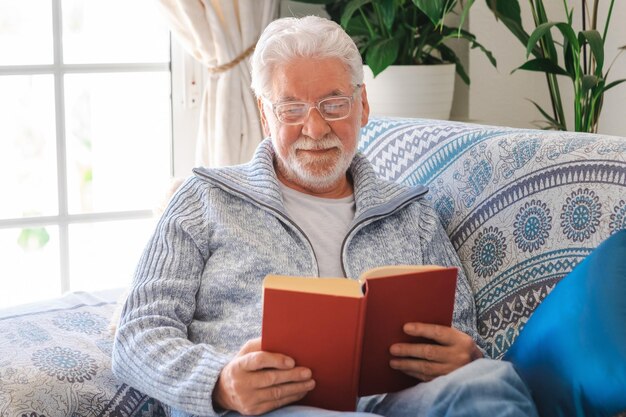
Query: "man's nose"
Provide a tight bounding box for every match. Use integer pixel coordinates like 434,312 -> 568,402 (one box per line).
301,107 -> 331,140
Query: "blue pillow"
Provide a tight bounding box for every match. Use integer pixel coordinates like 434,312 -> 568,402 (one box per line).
504,230 -> 626,417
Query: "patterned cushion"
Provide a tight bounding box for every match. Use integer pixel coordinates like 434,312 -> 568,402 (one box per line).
0,291 -> 164,417
360,117 -> 626,358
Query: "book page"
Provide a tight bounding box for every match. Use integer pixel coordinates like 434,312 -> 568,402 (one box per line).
263,275 -> 364,297
359,265 -> 445,280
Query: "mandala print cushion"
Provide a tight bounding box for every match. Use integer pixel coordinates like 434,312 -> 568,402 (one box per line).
0,294 -> 161,417
360,118 -> 626,359
504,230 -> 626,417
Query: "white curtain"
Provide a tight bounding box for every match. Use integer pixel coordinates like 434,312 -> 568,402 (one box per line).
158,0 -> 280,167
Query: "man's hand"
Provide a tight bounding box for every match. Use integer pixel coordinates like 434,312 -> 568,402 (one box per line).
389,323 -> 483,382
212,338 -> 315,416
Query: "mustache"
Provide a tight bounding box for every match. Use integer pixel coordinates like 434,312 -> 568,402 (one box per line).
292,134 -> 343,151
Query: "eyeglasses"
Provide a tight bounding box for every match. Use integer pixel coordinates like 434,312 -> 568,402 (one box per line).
263,85 -> 362,125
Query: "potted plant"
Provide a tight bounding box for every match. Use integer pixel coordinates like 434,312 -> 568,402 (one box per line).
292,0 -> 496,119
486,0 -> 626,132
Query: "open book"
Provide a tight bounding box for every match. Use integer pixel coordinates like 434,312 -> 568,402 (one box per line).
261,265 -> 458,411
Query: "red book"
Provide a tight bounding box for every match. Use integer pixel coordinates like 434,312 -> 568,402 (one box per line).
261,265 -> 457,411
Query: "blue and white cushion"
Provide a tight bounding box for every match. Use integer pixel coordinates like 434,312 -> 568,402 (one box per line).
360,117 -> 626,359
0,290 -> 164,417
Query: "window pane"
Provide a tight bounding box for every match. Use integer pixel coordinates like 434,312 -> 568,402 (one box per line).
0,226 -> 61,308
64,72 -> 172,214
0,0 -> 53,65
62,0 -> 170,64
69,219 -> 155,292
0,75 -> 58,219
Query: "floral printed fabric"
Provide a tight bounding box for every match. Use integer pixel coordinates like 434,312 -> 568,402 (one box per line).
0,290 -> 164,417
360,117 -> 626,359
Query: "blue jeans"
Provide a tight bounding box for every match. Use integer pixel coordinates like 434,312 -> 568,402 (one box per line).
224,359 -> 538,417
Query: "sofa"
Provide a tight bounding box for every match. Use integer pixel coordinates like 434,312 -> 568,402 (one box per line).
1,116 -> 625,417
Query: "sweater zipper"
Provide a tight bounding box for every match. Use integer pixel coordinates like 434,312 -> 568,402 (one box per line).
195,173 -> 320,276
339,189 -> 428,277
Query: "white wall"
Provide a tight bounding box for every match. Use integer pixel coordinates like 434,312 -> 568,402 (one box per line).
469,1 -> 626,136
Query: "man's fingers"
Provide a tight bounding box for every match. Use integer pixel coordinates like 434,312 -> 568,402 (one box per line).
390,342 -> 444,362
256,367 -> 313,389
216,339 -> 317,415
258,378 -> 316,404
402,322 -> 454,345
238,350 -> 296,372
237,379 -> 316,416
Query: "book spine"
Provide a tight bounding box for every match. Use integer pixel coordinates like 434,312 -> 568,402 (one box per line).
352,281 -> 368,399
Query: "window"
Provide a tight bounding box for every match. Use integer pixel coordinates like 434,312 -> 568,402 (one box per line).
0,0 -> 173,307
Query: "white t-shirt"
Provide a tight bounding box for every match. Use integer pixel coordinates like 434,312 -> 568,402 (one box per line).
279,182 -> 355,277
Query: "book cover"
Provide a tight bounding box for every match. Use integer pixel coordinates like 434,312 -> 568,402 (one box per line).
357,266 -> 458,396
261,265 -> 457,411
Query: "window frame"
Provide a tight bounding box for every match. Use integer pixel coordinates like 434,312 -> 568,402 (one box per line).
0,0 -> 188,297
170,39 -> 202,178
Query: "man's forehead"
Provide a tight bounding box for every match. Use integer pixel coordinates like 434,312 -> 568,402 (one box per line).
275,88 -> 350,102
269,57 -> 353,100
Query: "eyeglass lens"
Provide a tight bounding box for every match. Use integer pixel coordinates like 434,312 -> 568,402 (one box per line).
275,97 -> 352,124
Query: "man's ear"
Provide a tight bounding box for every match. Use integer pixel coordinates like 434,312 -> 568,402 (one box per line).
257,97 -> 271,137
359,84 -> 370,128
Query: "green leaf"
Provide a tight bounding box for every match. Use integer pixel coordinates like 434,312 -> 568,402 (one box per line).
554,22 -> 579,54
471,41 -> 497,69
515,58 -> 570,77
484,0 -> 541,56
565,1 -> 573,24
17,227 -> 50,251
325,1 -> 350,22
83,168 -> 93,183
340,0 -> 372,29
563,36 -> 576,77
533,0 -> 558,60
438,44 -> 470,85
412,0 -> 445,26
526,22 -> 578,59
582,74 -> 600,94
458,0 -> 475,33
366,37 -> 400,77
579,30 -> 605,76
377,0 -> 396,32
601,78 -> 626,93
445,27 -> 497,68
485,0 -> 522,23
345,13 -> 371,38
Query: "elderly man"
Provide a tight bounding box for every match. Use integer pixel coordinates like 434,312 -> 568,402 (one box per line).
112,15 -> 538,417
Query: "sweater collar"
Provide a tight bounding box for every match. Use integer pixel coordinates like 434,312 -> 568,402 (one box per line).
193,139 -> 284,211
193,138 -> 427,217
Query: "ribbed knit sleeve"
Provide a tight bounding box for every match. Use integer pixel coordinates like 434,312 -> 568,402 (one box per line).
112,178 -> 230,416
418,201 -> 488,354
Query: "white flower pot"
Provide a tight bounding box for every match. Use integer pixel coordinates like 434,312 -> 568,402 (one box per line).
363,64 -> 456,120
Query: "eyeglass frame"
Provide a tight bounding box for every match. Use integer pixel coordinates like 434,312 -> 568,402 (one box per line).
262,84 -> 363,126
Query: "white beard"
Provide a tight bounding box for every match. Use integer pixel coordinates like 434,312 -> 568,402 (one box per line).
274,133 -> 357,192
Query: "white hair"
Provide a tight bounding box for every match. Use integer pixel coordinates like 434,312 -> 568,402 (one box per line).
250,15 -> 363,99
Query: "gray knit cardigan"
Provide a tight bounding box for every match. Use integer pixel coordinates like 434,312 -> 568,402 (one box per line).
112,139 -> 483,417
